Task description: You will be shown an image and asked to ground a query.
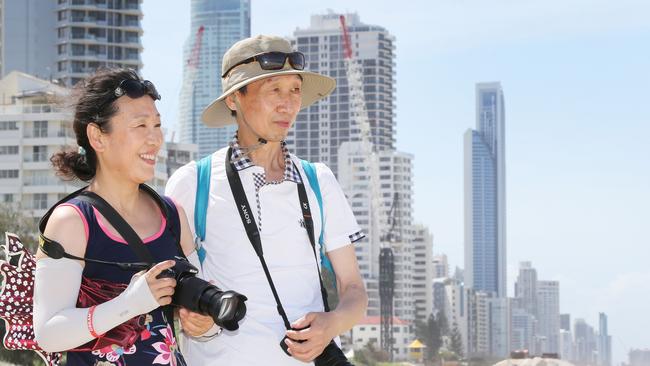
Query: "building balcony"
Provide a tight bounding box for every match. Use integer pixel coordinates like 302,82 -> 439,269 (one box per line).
0,104 -> 65,115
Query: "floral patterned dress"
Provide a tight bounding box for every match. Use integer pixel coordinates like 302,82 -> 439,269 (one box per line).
64,196 -> 187,366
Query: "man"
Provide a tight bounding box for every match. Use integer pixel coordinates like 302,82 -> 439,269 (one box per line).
167,35 -> 368,365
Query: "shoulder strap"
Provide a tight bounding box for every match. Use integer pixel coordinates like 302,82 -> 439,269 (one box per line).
299,160 -> 335,277
193,154 -> 212,264
75,185 -> 177,332
76,188 -> 156,263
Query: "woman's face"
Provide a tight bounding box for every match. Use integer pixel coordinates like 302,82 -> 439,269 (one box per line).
97,95 -> 162,184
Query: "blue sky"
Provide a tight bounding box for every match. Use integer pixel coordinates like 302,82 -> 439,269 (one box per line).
142,1 -> 650,363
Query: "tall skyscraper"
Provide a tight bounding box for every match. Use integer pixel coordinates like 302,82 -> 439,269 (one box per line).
412,224 -> 433,321
598,313 -> 612,366
55,0 -> 144,86
1,0 -> 144,86
1,0 -> 57,79
560,313 -> 571,331
433,254 -> 449,279
288,11 -> 396,176
510,306 -> 535,353
464,82 -> 506,297
574,318 -> 597,365
515,261 -> 538,317
178,0 -> 250,157
536,280 -> 560,353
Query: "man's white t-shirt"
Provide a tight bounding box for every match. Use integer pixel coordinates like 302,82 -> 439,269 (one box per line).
165,146 -> 362,365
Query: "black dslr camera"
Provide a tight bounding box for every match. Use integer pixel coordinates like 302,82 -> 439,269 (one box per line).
280,329 -> 354,366
158,256 -> 247,331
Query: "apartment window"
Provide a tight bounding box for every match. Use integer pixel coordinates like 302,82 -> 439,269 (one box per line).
0,121 -> 18,130
34,121 -> 48,137
3,194 -> 13,203
33,146 -> 48,162
33,194 -> 48,210
0,146 -> 18,155
0,170 -> 19,179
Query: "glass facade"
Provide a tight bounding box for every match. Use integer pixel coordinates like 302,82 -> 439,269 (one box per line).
465,82 -> 506,298
178,0 -> 251,156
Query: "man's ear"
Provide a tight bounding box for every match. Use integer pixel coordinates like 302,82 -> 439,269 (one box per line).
225,93 -> 238,112
86,123 -> 106,153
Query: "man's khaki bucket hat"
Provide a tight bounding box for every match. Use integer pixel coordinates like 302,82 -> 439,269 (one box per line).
201,35 -> 336,127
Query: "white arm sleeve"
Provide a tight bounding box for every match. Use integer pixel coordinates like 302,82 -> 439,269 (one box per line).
34,258 -> 160,352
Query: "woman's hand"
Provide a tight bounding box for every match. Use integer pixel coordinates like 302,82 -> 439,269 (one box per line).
141,260 -> 177,306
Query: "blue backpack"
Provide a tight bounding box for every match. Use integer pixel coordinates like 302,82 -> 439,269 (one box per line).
193,155 -> 335,278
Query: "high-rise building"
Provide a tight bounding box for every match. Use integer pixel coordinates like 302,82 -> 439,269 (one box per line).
515,261 -> 538,318
560,313 -> 571,331
559,329 -> 574,361
1,0 -> 144,86
598,313 -> 611,366
165,141 -> 198,178
288,11 -> 396,176
511,306 -> 536,353
629,349 -> 650,366
536,280 -> 560,353
412,224 -> 433,321
444,280 -> 469,356
432,278 -> 447,316
489,296 -> 510,357
0,71 -> 79,219
1,0 -> 57,79
464,82 -> 506,297
178,0 -> 251,156
55,0 -> 144,86
337,142 -> 414,323
433,254 -> 449,279
574,318 -> 597,365
467,290 -> 490,357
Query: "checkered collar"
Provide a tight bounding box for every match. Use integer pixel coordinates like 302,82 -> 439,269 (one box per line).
228,134 -> 302,184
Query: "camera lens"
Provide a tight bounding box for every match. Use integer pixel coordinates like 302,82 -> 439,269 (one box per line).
164,258 -> 247,330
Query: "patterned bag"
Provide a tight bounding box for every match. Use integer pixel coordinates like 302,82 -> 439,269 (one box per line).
0,232 -> 147,364
0,232 -> 62,365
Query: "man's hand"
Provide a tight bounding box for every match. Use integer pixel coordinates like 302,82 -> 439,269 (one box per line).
179,308 -> 215,337
284,312 -> 340,362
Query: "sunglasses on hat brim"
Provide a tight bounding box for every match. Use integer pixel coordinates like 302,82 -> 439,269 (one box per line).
222,51 -> 305,78
114,79 -> 161,101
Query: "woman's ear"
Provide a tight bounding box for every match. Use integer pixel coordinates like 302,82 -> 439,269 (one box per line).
86,123 -> 105,153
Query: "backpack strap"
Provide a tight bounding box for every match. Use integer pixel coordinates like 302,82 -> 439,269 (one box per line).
300,160 -> 335,278
193,154 -> 211,265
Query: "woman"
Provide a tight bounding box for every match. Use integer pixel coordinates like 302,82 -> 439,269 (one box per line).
33,68 -> 214,365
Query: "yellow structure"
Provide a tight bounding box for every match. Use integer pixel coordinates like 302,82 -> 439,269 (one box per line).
409,339 -> 426,362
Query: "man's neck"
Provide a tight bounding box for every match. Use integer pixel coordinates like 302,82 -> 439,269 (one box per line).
238,133 -> 285,178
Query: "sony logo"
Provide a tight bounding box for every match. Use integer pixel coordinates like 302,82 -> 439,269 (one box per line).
241,204 -> 251,224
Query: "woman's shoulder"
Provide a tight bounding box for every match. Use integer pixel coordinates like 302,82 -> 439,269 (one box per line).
41,203 -> 89,259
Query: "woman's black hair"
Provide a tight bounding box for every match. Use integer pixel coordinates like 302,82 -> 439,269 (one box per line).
51,68 -> 143,182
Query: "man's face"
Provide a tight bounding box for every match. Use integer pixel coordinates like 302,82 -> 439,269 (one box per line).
228,74 -> 302,142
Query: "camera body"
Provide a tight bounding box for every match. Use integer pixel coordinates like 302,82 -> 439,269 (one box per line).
157,256 -> 247,331
280,328 -> 353,366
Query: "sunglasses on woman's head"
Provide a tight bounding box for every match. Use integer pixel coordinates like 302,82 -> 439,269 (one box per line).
114,79 -> 161,101
222,51 -> 306,78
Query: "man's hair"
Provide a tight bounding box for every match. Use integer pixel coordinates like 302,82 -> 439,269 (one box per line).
230,85 -> 248,117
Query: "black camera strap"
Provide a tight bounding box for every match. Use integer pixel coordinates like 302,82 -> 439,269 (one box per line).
225,148 -> 330,332
71,185 -> 176,327
76,190 -> 155,263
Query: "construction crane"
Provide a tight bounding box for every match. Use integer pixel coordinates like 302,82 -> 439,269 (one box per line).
180,25 -> 205,144
339,15 -> 395,359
